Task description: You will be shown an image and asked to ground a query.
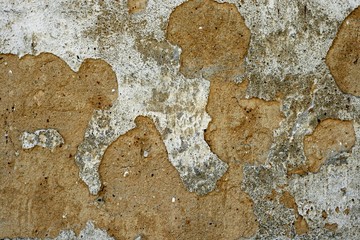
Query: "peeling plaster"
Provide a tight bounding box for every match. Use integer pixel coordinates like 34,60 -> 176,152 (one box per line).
1,0 -> 360,239
0,0 -> 228,195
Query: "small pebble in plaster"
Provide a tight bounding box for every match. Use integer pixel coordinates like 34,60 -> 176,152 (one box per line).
21,129 -> 64,150
322,210 -> 328,220
326,7 -> 360,96
172,197 -> 176,203
124,170 -> 130,177
127,0 -> 147,14
143,150 -> 149,158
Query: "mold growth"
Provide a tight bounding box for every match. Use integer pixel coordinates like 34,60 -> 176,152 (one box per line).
326,6 -> 360,96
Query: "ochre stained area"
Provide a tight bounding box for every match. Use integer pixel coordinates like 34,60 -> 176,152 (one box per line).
288,119 -> 355,175
205,79 -> 283,165
0,53 -> 118,237
167,0 -> 251,79
326,7 -> 360,96
301,119 -> 355,174
97,116 -> 258,239
0,53 -> 258,239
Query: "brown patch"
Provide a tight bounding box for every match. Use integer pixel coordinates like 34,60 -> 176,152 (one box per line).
303,119 -> 355,173
335,206 -> 340,213
128,0 -> 147,14
295,215 -> 309,235
326,7 -> 360,96
324,223 -> 338,232
0,53 -> 118,237
98,116 -> 258,239
280,191 -> 297,210
322,210 -> 328,220
166,0 -> 250,79
287,167 -> 308,176
205,79 -> 283,165
279,191 -> 309,236
344,208 -> 350,215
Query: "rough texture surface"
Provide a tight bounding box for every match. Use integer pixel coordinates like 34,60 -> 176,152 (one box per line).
1,0 -> 360,239
97,116 -> 257,239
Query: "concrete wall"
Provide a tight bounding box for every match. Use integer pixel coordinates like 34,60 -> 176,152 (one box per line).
0,0 -> 359,239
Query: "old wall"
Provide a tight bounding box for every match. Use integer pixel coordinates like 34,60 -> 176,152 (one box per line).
0,0 -> 359,239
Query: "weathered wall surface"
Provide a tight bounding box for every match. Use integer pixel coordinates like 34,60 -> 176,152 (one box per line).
0,0 -> 359,239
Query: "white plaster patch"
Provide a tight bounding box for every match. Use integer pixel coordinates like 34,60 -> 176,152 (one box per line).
21,129 -> 64,150
56,221 -> 114,240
